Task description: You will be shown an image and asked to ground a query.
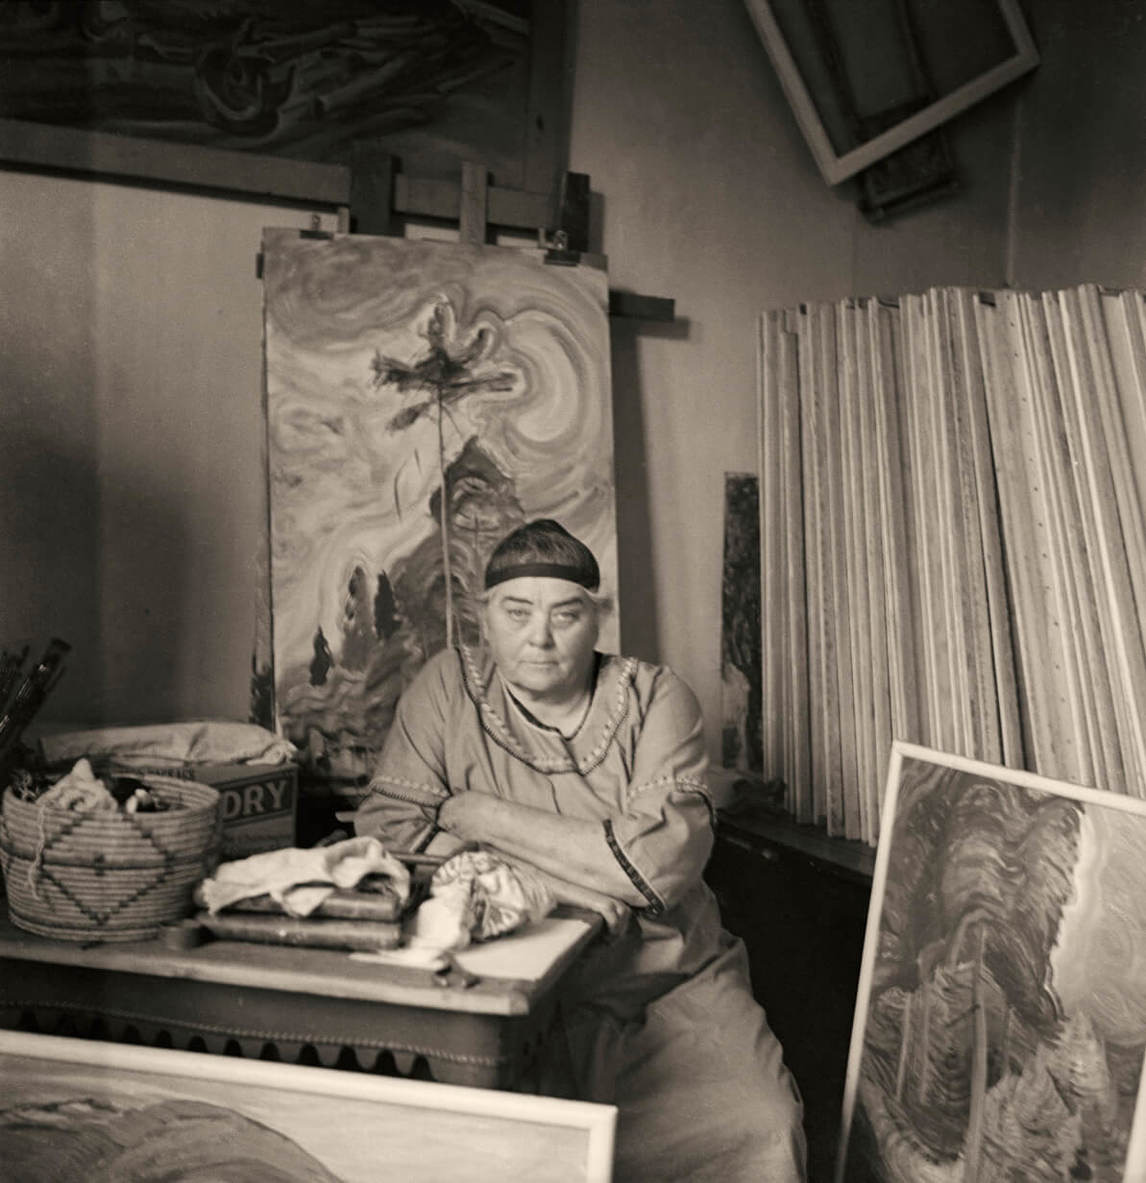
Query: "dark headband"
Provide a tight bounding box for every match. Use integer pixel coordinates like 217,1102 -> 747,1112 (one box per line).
484,561 -> 599,591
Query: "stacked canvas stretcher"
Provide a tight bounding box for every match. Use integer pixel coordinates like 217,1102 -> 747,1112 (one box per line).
759,286 -> 1146,845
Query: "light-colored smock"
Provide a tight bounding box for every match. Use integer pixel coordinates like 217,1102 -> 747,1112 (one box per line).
355,647 -> 806,1182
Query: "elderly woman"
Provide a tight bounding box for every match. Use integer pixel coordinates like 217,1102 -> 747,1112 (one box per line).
355,519 -> 806,1182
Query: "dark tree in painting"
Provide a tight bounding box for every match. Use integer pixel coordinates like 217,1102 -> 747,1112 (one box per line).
249,654 -> 274,731
373,573 -> 399,642
308,627 -> 333,687
391,437 -> 524,659
720,473 -> 763,772
340,566 -> 375,672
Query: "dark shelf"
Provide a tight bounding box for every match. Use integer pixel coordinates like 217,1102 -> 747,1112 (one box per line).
706,809 -> 873,1182
716,808 -> 877,884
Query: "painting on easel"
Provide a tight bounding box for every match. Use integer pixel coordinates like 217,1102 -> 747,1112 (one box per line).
838,742 -> 1146,1182
260,230 -> 617,785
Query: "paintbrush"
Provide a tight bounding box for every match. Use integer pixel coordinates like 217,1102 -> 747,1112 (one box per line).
0,646 -> 28,714
0,638 -> 70,759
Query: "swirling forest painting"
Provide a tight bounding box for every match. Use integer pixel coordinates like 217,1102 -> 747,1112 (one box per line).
260,231 -> 617,785
840,746 -> 1146,1183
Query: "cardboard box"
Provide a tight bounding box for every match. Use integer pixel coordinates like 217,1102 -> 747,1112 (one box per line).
192,763 -> 298,860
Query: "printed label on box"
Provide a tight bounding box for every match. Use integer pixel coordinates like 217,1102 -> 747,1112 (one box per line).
206,769 -> 298,857
218,777 -> 294,824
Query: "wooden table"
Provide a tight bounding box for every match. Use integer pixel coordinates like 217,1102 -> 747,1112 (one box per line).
0,909 -> 602,1090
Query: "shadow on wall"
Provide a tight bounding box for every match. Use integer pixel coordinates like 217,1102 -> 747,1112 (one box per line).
1,419 -> 101,727
2,416 -> 195,728
95,454 -> 192,726
594,188 -> 694,665
608,312 -> 692,665
609,318 -> 656,662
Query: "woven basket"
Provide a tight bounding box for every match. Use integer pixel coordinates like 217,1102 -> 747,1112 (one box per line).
0,775 -> 222,942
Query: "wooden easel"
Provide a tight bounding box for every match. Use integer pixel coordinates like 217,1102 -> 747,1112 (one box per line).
348,151 -> 675,324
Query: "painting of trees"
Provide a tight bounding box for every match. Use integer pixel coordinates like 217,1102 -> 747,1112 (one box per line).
261,231 -> 617,786
839,744 -> 1146,1183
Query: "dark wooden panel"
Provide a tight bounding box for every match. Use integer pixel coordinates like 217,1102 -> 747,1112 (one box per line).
0,118 -> 350,206
393,174 -> 551,230
706,822 -> 871,1183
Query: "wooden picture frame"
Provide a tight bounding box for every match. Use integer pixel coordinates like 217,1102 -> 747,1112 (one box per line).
743,0 -> 1039,185
838,741 -> 1146,1182
0,1029 -> 617,1182
0,116 -> 352,208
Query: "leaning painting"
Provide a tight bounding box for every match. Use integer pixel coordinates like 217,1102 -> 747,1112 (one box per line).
0,1030 -> 616,1182
838,742 -> 1146,1183
261,230 -> 618,783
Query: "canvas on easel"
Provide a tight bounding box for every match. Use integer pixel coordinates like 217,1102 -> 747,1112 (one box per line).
838,741 -> 1146,1182
259,230 -> 618,785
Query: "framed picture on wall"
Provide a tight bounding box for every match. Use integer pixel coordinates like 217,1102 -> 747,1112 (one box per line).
0,2 -> 570,207
838,741 -> 1146,1182
743,0 -> 1039,185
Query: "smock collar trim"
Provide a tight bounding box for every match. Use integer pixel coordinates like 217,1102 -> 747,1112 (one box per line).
457,644 -> 638,775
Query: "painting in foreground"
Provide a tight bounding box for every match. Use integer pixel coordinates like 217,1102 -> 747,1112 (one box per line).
0,1031 -> 615,1182
261,230 -> 617,784
839,743 -> 1146,1183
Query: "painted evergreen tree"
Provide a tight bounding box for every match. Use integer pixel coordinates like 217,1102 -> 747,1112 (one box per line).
370,300 -> 519,647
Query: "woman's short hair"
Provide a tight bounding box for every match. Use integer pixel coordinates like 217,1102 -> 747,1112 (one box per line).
483,519 -> 600,592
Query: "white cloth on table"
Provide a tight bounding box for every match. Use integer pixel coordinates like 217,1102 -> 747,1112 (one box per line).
199,836 -> 410,917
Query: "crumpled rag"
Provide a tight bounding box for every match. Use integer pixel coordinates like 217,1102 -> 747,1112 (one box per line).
36,758 -> 117,812
199,836 -> 410,918
408,849 -> 556,950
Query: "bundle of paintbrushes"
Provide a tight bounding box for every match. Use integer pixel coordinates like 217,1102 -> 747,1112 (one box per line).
0,638 -> 70,782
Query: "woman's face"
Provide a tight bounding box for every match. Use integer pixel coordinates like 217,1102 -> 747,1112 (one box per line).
481,576 -> 600,704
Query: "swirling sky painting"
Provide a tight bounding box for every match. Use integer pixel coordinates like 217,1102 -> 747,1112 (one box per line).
261,231 -> 617,784
839,743 -> 1146,1183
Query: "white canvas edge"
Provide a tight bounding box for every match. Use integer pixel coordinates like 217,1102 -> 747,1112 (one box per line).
0,1029 -> 618,1183
835,739 -> 1146,1183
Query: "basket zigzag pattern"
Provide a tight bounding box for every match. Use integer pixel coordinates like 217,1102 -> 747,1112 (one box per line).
31,808 -> 179,926
1,776 -> 221,942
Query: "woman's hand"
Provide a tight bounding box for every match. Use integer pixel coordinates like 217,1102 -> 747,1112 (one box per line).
437,791 -> 496,843
487,851 -> 631,938
558,881 -> 631,938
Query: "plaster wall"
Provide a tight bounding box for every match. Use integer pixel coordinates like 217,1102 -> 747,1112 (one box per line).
1006,0 -> 1146,291
0,172 -> 335,724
